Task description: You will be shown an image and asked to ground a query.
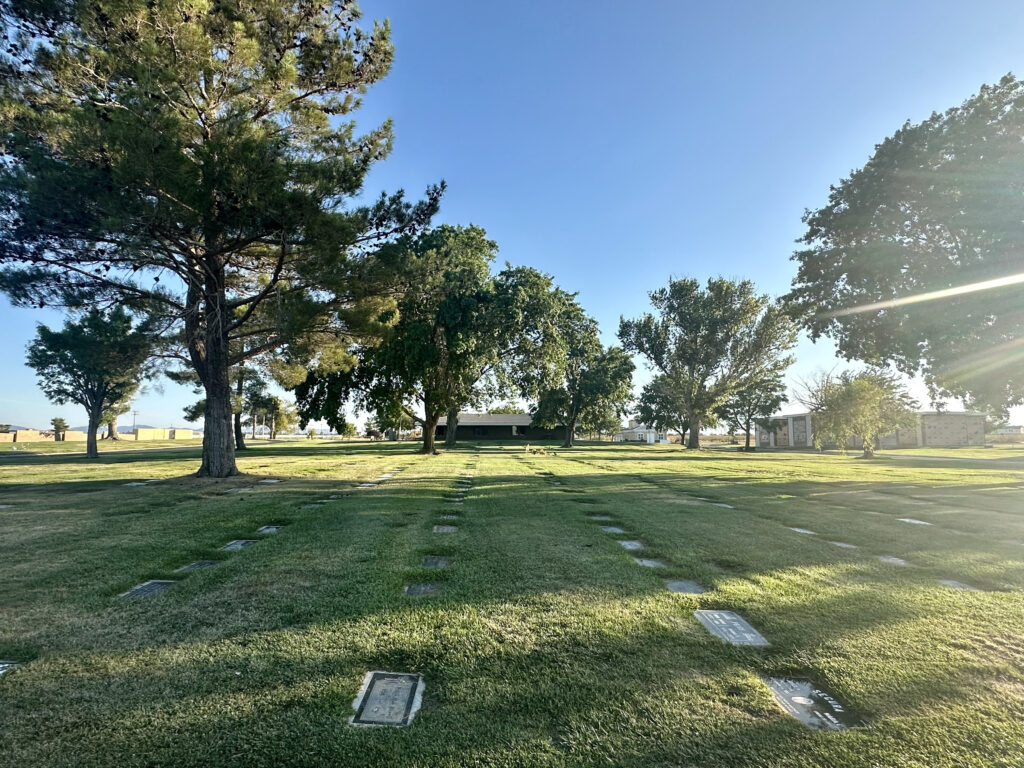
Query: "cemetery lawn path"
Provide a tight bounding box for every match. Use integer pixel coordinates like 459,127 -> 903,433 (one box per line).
1,441 -> 1022,767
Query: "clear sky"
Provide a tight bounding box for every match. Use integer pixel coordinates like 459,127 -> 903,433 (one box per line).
3,0 -> 1023,429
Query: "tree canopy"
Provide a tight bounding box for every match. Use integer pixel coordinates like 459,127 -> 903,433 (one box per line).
788,74 -> 1024,415
532,306 -> 634,448
0,0 -> 440,476
619,277 -> 796,449
293,225 -> 568,453
798,369 -> 919,457
715,373 -> 788,451
26,308 -> 155,457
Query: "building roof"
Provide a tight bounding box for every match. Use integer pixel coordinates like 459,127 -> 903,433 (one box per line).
438,413 -> 533,427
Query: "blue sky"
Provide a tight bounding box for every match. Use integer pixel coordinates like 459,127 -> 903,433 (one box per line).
3,0 -> 1024,429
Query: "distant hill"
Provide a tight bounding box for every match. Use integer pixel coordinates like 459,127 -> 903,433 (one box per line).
0,424 -> 33,431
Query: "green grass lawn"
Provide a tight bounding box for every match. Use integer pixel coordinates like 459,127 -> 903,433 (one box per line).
1,441 -> 1022,767
0,437 -> 207,454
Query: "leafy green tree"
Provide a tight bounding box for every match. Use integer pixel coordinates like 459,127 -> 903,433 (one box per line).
532,307 -> 634,448
788,74 -> 1024,415
50,417 -> 69,440
634,374 -> 691,443
0,0 -> 440,477
0,425 -> 10,433
488,404 -> 526,414
619,277 -> 797,449
294,226 -> 568,453
579,405 -> 622,440
339,422 -> 358,441
715,373 -> 788,451
798,369 -> 918,457
27,308 -> 155,458
101,400 -> 132,440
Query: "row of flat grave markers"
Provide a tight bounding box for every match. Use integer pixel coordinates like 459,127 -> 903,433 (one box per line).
784,522 -> 982,590
410,470 -> 472,596
117,524 -> 285,599
585,507 -> 861,730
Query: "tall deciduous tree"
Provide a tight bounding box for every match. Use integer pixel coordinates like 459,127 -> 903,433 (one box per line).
619,277 -> 797,449
294,226 -> 568,453
0,0 -> 440,477
789,74 -> 1024,415
634,374 -> 691,444
715,373 -> 788,451
27,308 -> 155,457
798,369 -> 918,457
532,308 -> 634,448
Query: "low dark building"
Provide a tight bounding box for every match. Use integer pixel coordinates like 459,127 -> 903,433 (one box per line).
436,413 -> 567,441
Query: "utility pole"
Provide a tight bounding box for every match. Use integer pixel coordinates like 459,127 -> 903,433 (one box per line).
131,410 -> 139,438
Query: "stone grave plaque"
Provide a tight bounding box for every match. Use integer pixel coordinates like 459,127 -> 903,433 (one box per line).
618,540 -> 644,551
711,502 -> 734,509
301,503 -> 323,509
633,557 -> 667,568
221,539 -> 258,551
433,525 -> 457,533
877,555 -> 909,566
788,527 -> 816,535
258,479 -> 281,484
123,482 -> 149,487
226,487 -> 254,494
588,515 -> 613,521
600,526 -> 626,534
174,560 -> 218,572
403,583 -> 441,597
119,579 -> 175,599
938,579 -> 979,591
257,525 -> 284,534
898,518 -> 932,526
421,556 -> 450,569
0,505 -> 12,510
357,482 -> 377,489
440,514 -> 458,520
0,660 -> 18,675
351,671 -> 424,727
829,541 -> 857,549
693,610 -> 769,646
763,677 -> 860,730
665,579 -> 705,594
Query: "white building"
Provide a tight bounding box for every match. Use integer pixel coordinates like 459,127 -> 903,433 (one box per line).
614,420 -> 668,444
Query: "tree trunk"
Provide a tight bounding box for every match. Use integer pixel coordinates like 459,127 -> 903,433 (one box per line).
234,373 -> 246,450
744,417 -> 752,450
86,410 -> 100,459
562,418 -> 576,448
444,407 -> 459,448
687,415 -> 701,449
108,412 -> 120,440
196,290 -> 238,477
422,413 -> 440,453
270,413 -> 277,440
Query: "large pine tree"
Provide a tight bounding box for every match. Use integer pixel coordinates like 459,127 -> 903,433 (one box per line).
0,0 -> 440,475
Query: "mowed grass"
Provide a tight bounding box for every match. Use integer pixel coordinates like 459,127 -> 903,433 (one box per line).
0,437 -> 207,454
1,442 -> 1022,767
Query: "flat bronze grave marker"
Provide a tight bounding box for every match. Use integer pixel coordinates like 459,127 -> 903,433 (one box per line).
0,660 -> 18,675
712,502 -> 734,509
829,541 -> 858,549
617,540 -> 643,551
351,671 -> 424,727
0,505 -> 12,510
898,518 -> 932,526
433,525 -> 457,533
588,515 -> 613,521
938,579 -> 979,591
123,482 -> 149,487
665,579 -> 705,594
693,610 -> 769,646
256,525 -> 284,534
788,527 -> 816,535
600,526 -> 626,534
763,677 -> 860,730
403,583 -> 441,597
440,514 -> 458,520
174,560 -> 218,572
421,556 -> 450,569
633,557 -> 667,568
119,579 -> 175,599
221,539 -> 258,551
258,479 -> 281,484
356,482 -> 377,489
